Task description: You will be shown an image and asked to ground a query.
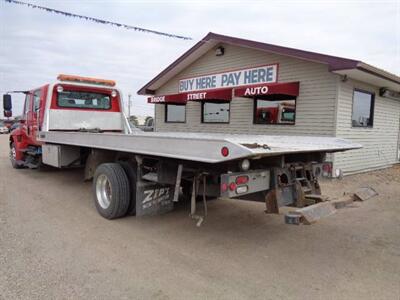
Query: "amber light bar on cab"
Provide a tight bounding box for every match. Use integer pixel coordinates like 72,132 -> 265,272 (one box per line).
57,74 -> 116,87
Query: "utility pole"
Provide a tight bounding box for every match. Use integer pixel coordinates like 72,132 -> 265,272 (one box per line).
128,93 -> 132,117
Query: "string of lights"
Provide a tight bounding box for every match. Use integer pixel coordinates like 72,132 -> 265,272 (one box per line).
3,0 -> 192,40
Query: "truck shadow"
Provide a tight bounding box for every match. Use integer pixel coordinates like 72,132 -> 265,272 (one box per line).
14,164 -> 297,243
121,198 -> 293,242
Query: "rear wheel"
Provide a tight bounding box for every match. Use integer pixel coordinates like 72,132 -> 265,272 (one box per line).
93,163 -> 130,219
118,161 -> 137,216
10,143 -> 22,169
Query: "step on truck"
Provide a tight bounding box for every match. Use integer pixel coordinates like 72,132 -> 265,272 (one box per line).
3,75 -> 361,224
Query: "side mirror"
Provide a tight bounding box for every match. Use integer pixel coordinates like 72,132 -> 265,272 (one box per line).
3,94 -> 12,117
3,94 -> 12,111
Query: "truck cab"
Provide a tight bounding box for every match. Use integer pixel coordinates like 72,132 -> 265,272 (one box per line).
5,74 -> 131,169
255,100 -> 295,124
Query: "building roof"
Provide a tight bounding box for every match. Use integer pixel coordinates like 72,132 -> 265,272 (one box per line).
138,32 -> 400,95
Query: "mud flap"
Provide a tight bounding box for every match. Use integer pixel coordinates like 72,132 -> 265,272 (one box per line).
135,180 -> 174,217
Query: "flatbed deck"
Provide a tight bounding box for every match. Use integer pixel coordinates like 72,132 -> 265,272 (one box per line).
38,131 -> 362,163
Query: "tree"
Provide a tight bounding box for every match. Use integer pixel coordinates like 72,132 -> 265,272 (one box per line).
129,115 -> 138,126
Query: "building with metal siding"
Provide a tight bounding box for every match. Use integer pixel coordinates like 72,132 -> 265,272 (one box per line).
138,33 -> 400,175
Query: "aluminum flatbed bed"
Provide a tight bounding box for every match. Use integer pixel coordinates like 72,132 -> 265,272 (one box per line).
38,130 -> 361,163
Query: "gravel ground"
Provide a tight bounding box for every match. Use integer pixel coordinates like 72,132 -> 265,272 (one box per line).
0,134 -> 399,300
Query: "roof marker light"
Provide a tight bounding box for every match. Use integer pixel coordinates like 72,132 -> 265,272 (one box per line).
57,74 -> 116,87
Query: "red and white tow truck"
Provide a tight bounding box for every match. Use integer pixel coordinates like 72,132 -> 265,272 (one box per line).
3,75 -> 361,224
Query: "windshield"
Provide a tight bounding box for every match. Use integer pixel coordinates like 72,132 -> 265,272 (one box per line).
57,91 -> 111,109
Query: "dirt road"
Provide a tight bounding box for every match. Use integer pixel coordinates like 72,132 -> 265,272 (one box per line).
0,134 -> 399,299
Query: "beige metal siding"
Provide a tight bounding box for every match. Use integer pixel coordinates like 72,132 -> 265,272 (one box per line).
154,43 -> 338,136
334,79 -> 400,174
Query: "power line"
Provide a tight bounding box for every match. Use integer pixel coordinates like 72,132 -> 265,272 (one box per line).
3,0 -> 192,40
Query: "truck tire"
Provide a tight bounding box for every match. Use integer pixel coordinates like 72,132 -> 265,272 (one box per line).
10,143 -> 22,169
93,163 -> 130,219
118,161 -> 137,216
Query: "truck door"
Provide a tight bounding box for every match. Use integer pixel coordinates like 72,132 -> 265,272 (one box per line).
24,90 -> 38,144
22,92 -> 32,141
31,89 -> 41,143
27,88 -> 45,145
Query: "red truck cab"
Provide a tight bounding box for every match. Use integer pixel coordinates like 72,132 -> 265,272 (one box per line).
255,101 -> 296,124
6,74 -> 128,168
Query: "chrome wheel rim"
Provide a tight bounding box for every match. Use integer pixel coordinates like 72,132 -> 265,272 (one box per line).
96,174 -> 112,209
10,146 -> 16,161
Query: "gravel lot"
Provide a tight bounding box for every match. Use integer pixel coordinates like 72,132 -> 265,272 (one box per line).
0,134 -> 399,299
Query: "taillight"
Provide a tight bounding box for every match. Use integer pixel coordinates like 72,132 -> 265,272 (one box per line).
323,163 -> 332,173
229,182 -> 236,191
221,147 -> 229,157
235,175 -> 249,185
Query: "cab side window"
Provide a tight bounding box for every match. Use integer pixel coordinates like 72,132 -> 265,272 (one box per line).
24,93 -> 31,115
33,90 -> 41,111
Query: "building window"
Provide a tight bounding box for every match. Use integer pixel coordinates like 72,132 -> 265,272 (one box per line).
202,102 -> 230,123
254,98 -> 296,125
352,90 -> 374,127
165,104 -> 186,123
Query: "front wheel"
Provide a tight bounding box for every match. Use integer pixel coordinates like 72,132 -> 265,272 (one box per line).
10,143 -> 23,169
93,163 -> 130,219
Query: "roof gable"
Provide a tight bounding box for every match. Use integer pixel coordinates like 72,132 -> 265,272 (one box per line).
138,32 -> 399,95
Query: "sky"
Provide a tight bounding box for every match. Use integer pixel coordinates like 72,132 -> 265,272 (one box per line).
0,0 -> 399,118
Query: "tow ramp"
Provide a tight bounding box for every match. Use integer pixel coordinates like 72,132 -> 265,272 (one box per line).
284,187 -> 378,225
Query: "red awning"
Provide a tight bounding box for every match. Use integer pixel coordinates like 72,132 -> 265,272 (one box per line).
148,88 -> 232,104
147,82 -> 299,104
186,89 -> 232,102
234,82 -> 300,98
147,94 -> 187,104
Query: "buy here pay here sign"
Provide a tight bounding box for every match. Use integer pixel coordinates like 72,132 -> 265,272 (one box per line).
178,64 -> 278,93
